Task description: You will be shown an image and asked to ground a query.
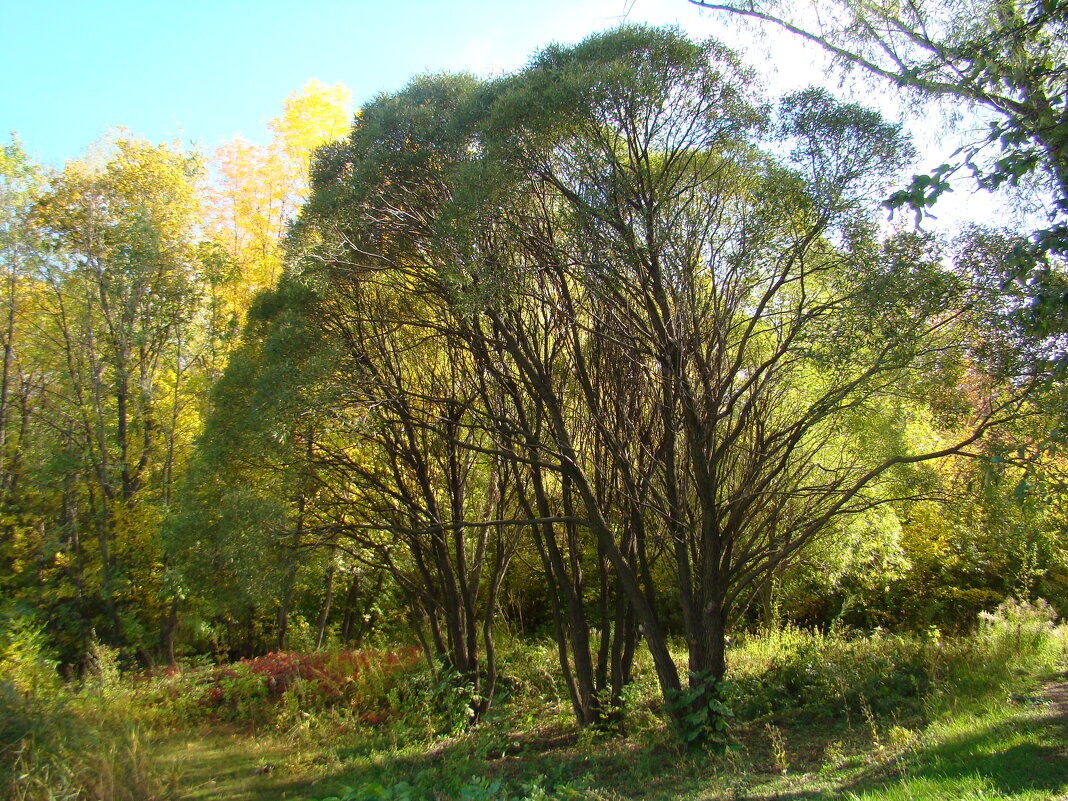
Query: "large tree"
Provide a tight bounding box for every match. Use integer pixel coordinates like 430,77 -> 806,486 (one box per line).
289,26 -> 1033,740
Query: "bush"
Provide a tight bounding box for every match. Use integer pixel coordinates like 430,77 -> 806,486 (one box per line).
0,619 -> 177,801
726,600 -> 1066,725
384,660 -> 483,738
727,627 -> 929,721
928,597 -> 1065,705
130,646 -> 421,731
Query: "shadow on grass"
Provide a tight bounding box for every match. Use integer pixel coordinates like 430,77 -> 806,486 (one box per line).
174,692 -> 1068,801
744,702 -> 1068,801
309,720 -> 713,801
162,727 -> 309,801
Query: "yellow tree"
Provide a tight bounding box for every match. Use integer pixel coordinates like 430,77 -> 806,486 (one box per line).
207,80 -> 352,326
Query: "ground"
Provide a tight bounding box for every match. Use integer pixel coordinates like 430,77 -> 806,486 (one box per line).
158,674 -> 1068,801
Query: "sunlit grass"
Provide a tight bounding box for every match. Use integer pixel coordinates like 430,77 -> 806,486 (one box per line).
5,609 -> 1065,800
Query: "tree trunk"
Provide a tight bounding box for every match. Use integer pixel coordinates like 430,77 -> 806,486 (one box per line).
314,556 -> 336,650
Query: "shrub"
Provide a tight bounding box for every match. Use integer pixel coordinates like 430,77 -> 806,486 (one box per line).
384,660 -> 484,738
725,603 -> 1066,725
927,597 -> 1065,705
727,627 -> 929,721
130,646 -> 421,730
0,612 -> 58,697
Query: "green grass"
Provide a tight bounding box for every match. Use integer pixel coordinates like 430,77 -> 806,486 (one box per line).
154,672 -> 1067,801
7,605 -> 1067,801
266,613 -> 1068,801
157,729 -> 306,801
837,698 -> 1068,801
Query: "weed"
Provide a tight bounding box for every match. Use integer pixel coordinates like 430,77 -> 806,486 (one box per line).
821,739 -> 846,772
764,722 -> 789,775
665,671 -> 733,748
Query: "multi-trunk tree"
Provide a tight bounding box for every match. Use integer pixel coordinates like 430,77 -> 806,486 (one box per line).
280,25 -> 1038,740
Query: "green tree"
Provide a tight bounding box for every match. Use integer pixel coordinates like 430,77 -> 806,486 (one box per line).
0,138 -> 53,636
292,26 -> 1032,741
31,135 -> 205,658
688,0 -> 1068,343
165,279 -> 331,656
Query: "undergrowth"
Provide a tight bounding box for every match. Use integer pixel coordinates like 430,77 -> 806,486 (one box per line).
2,598 -> 1065,801
130,646 -> 421,731
0,623 -> 178,801
292,599 -> 1067,801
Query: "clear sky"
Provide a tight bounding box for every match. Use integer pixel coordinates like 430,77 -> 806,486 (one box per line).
2,0 -> 758,167
1,0 -> 1012,231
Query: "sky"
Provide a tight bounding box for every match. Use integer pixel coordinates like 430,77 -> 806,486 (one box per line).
0,0 -> 830,166
0,0 -> 1013,230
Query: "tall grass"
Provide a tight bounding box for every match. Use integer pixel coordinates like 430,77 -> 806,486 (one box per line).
725,598 -> 1067,724
0,623 -> 178,801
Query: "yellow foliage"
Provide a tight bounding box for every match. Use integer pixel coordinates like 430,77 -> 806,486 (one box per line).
206,80 -> 353,317
900,501 -> 956,565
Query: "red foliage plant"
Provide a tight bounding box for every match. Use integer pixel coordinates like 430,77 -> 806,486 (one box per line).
147,647 -> 422,726
238,647 -> 420,698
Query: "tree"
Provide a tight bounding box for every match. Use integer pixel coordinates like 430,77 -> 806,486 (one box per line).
687,1 -> 1066,203
0,138 -> 41,503
294,70 -> 641,728
292,25 -> 1032,741
279,75 -> 522,716
309,287 -> 518,719
31,135 -> 205,658
688,0 -> 1068,345
165,279 -> 337,657
0,138 -> 52,638
207,80 -> 352,315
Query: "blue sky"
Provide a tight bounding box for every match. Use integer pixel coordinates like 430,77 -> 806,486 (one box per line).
0,0 -> 1014,231
1,0 -> 733,166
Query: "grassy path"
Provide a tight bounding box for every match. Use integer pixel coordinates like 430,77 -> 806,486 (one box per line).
159,728 -> 312,801
154,676 -> 1068,801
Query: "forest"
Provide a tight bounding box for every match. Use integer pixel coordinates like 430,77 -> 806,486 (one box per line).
2,2 -> 1067,800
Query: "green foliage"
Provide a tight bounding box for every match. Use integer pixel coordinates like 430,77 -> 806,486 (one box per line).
0,619 -> 177,801
728,627 -> 931,721
385,660 -> 484,738
728,601 -> 1066,727
697,0 -> 1068,357
0,17 -> 1065,778
0,611 -> 58,697
665,671 -> 734,748
977,597 -> 1060,670
84,638 -> 124,700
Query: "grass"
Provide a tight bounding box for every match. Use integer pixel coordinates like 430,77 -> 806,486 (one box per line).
156,683 -> 1068,801
156,729 -> 305,801
5,600 -> 1068,800
152,625 -> 1068,801
838,696 -> 1068,801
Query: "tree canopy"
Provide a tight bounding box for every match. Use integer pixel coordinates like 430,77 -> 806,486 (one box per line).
0,18 -> 1065,749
